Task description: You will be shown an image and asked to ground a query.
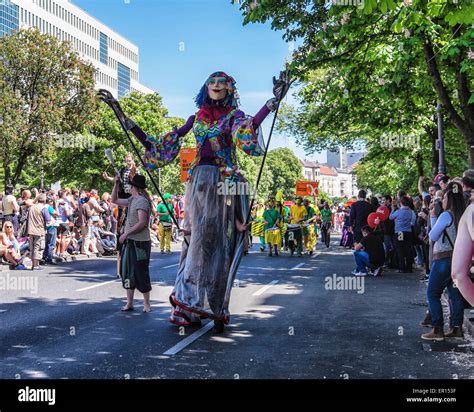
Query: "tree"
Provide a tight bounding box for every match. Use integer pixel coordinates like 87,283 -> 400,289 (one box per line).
238,0 -> 474,174
0,28 -> 97,187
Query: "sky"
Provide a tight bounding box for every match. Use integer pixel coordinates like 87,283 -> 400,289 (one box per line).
73,0 -> 326,162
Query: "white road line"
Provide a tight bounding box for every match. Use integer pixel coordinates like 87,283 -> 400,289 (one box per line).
253,280 -> 279,296
162,263 -> 179,269
76,280 -> 119,292
163,321 -> 214,356
291,263 -> 305,270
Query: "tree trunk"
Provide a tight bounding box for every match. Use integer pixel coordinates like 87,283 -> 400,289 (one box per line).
3,162 -> 10,187
415,152 -> 424,177
91,174 -> 99,189
468,138 -> 474,169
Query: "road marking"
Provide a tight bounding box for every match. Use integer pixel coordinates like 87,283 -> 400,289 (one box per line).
162,263 -> 179,269
76,280 -> 119,292
291,263 -> 305,270
253,280 -> 279,296
163,321 -> 214,356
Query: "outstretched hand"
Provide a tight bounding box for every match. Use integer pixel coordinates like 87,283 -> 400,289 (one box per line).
272,69 -> 290,101
97,89 -> 126,123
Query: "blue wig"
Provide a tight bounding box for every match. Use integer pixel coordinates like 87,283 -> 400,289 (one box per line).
194,71 -> 240,109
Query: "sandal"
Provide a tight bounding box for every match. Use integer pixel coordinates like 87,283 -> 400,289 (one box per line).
121,305 -> 134,312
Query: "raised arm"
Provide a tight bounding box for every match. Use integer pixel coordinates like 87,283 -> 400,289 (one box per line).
418,176 -> 425,197
111,175 -> 129,208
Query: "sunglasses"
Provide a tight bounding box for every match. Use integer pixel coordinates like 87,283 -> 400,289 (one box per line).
207,77 -> 227,86
4,225 -> 13,228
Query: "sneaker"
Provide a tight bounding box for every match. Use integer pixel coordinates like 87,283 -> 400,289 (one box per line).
445,327 -> 464,340
354,271 -> 367,277
421,327 -> 445,341
373,267 -> 383,277
14,264 -> 27,270
351,269 -> 359,276
31,266 -> 43,271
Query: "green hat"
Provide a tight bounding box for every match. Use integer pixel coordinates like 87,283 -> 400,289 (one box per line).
163,193 -> 171,200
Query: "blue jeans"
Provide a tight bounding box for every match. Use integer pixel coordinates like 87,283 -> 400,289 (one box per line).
415,245 -> 424,266
43,226 -> 57,262
353,250 -> 373,273
427,257 -> 464,328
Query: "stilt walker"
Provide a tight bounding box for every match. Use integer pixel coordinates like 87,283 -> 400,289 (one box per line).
100,70 -> 290,333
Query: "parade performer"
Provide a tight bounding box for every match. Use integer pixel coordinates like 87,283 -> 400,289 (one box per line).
320,202 -> 333,248
303,198 -> 318,256
104,71 -> 289,332
275,190 -> 288,251
262,198 -> 282,256
289,196 -> 307,257
157,193 -> 175,254
251,200 -> 266,252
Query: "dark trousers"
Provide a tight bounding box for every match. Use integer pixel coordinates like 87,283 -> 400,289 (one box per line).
395,231 -> 414,272
321,223 -> 331,247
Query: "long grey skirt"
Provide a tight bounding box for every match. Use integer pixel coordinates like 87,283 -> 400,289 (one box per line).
169,165 -> 248,325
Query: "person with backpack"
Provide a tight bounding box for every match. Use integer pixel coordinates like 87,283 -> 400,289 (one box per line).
422,181 -> 466,341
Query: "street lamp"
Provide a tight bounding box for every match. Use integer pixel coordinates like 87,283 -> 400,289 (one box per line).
436,102 -> 446,174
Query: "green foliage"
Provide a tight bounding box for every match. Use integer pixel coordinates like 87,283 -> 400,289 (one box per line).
238,0 -> 474,194
0,28 -> 97,188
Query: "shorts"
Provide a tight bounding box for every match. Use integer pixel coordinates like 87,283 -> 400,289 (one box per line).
29,235 -> 44,260
57,223 -> 71,235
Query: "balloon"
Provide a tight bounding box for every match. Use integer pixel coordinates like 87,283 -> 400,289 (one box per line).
368,212 -> 384,229
376,206 -> 390,221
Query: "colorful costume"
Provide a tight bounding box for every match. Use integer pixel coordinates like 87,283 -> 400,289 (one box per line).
128,72 -> 274,328
263,207 -> 281,247
304,203 -> 317,254
288,201 -> 307,256
251,203 -> 266,251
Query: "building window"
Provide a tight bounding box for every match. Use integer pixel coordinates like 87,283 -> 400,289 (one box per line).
0,0 -> 19,37
117,63 -> 131,99
100,32 -> 108,65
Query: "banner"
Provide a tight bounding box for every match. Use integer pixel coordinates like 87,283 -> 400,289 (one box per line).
180,148 -> 197,182
296,180 -> 319,197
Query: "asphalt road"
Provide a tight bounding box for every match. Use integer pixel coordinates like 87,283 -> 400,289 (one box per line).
1,235 -> 473,379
